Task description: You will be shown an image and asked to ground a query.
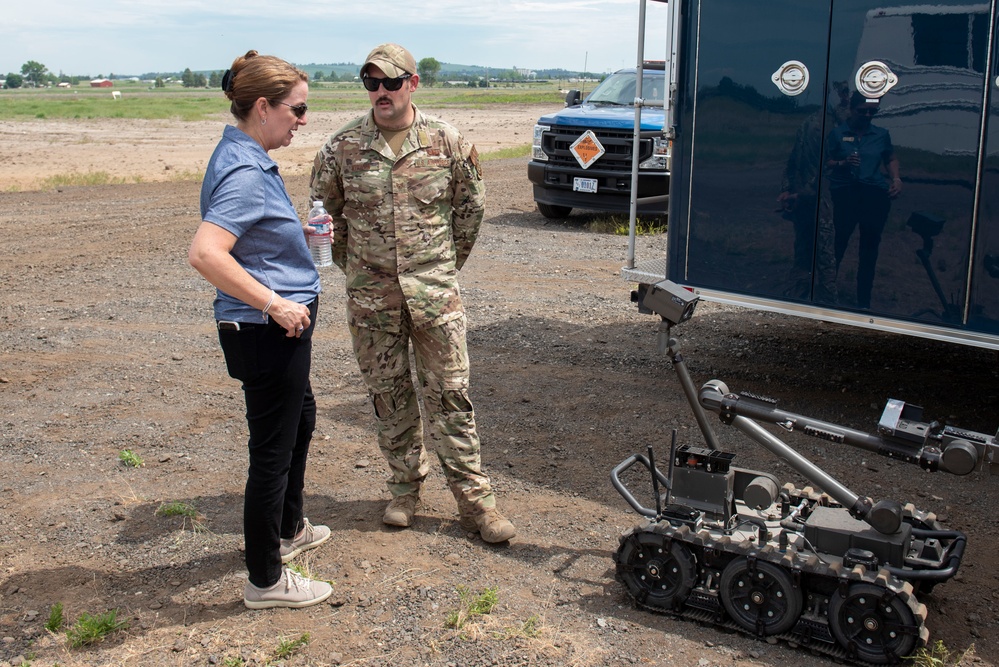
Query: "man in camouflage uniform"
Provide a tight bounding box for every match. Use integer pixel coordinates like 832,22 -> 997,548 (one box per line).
309,43 -> 515,543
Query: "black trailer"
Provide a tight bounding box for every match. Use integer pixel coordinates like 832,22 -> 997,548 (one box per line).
624,0 -> 999,350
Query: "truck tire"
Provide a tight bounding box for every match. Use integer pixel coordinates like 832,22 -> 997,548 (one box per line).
537,202 -> 572,219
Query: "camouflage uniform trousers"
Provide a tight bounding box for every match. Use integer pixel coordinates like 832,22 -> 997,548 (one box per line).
349,311 -> 495,515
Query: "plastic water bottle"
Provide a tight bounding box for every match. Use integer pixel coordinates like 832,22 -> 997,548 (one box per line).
849,147 -> 860,180
306,200 -> 333,268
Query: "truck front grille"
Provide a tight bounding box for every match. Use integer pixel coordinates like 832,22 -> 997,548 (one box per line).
541,127 -> 652,171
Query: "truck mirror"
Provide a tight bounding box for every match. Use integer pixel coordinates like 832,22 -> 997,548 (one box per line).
565,89 -> 582,107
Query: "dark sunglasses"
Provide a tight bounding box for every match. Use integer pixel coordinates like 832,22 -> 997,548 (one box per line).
362,74 -> 412,92
855,107 -> 878,116
276,101 -> 309,118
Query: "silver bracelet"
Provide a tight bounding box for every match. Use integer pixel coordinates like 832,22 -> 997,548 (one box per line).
262,290 -> 276,315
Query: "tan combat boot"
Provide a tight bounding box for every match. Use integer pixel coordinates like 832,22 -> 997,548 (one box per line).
459,507 -> 516,543
383,493 -> 420,527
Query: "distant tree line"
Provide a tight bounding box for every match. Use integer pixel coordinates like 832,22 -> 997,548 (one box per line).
4,60 -> 84,89
181,68 -> 207,88
300,58 -> 607,88
4,58 -> 608,91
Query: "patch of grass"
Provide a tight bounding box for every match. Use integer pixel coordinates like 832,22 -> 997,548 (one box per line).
493,613 -> 545,640
155,500 -> 207,533
286,562 -> 335,587
167,169 -> 203,183
156,500 -> 197,517
514,614 -> 541,638
0,84 -> 564,121
273,633 -> 310,659
45,602 -> 64,632
634,217 -> 668,235
221,658 -> 245,667
445,585 -> 498,629
586,214 -> 666,236
40,171 -> 131,188
908,640 -> 976,666
481,144 -> 531,161
0,88 -> 228,121
118,449 -> 143,467
30,167 -> 195,190
65,609 -> 128,648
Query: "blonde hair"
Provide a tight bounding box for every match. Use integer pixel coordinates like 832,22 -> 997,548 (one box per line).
223,50 -> 308,121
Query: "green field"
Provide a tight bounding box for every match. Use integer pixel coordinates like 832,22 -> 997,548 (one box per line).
0,81 -> 567,121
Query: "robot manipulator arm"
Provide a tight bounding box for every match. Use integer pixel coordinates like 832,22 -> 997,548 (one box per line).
878,399 -> 998,476
639,282 -> 998,477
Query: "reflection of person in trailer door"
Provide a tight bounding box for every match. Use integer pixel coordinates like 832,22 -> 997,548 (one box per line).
824,91 -> 902,310
776,84 -> 845,302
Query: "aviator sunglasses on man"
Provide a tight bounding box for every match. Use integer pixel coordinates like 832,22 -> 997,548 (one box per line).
362,74 -> 412,92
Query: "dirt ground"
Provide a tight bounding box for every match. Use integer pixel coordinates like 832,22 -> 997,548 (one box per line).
0,105 -> 997,667
0,106 -> 537,190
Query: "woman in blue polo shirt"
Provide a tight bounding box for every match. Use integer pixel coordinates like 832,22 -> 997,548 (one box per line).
189,50 -> 331,609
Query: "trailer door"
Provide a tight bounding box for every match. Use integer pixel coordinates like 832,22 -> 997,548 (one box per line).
670,0 -> 995,331
817,1 -> 991,327
668,0 -> 834,301
970,10 -> 999,335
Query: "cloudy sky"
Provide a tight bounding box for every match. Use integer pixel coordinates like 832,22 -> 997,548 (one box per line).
2,0 -> 671,77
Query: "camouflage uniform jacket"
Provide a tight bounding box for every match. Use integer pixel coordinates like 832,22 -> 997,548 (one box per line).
309,105 -> 485,333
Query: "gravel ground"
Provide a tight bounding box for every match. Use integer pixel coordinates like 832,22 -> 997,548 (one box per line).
0,113 -> 997,667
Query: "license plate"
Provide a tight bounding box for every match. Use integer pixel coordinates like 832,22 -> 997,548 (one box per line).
573,177 -> 598,193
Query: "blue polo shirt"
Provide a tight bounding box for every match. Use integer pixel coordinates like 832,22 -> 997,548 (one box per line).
200,125 -> 320,323
824,121 -> 894,191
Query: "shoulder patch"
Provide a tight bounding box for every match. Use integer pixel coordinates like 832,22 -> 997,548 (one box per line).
469,146 -> 482,177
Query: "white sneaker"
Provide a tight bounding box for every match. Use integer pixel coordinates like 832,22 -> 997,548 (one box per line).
243,567 -> 332,609
280,518 -> 331,563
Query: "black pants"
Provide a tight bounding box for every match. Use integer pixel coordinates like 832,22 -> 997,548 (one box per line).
218,298 -> 318,588
832,184 -> 891,309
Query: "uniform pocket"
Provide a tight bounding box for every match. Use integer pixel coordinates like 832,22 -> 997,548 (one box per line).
410,169 -> 450,206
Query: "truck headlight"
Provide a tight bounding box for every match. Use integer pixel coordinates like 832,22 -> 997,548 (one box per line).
639,136 -> 670,170
532,124 -> 548,162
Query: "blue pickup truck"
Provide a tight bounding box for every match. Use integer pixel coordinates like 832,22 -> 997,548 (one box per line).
527,63 -> 668,219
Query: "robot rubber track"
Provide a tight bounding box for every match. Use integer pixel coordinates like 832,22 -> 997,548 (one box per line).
613,497 -> 932,665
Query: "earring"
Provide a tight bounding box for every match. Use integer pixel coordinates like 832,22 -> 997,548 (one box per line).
261,118 -> 267,125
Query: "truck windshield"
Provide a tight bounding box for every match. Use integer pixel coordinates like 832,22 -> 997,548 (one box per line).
586,70 -> 665,106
